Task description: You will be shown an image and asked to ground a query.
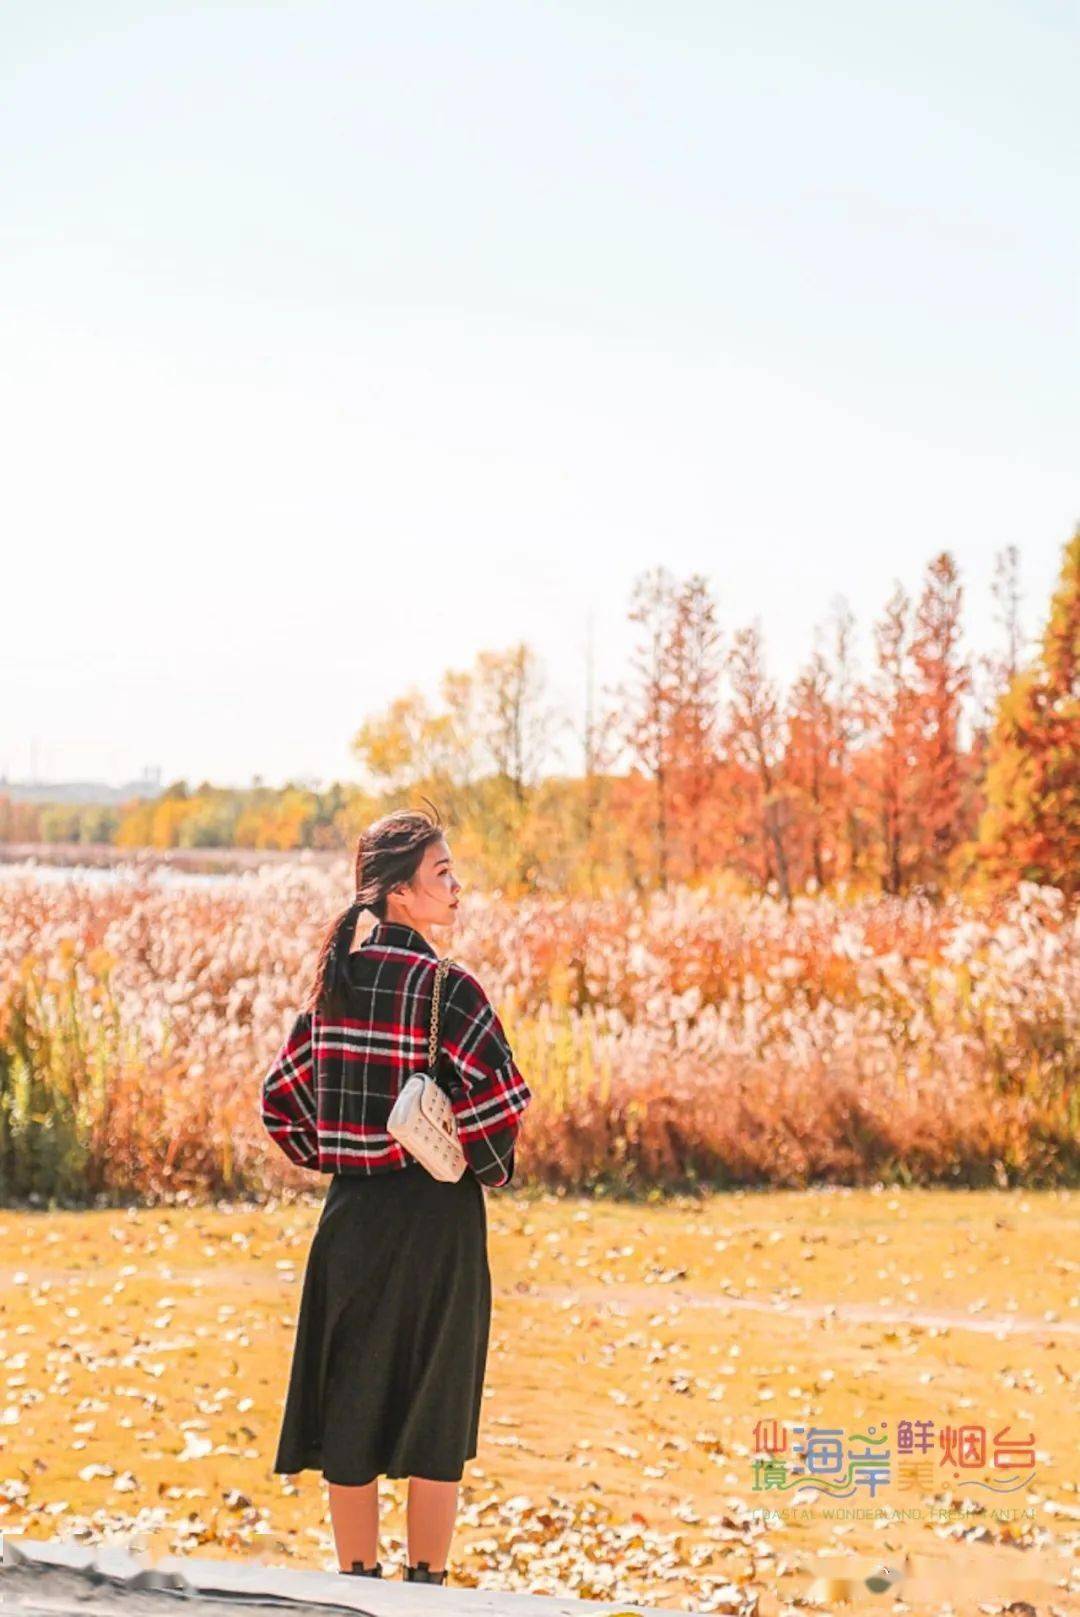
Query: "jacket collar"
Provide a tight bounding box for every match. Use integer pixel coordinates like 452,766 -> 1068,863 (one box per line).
361,920 -> 438,960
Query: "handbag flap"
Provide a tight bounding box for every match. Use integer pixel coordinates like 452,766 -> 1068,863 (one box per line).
418,1074 -> 457,1137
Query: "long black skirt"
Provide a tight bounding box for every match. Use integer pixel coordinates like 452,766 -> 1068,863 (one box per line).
272,1162 -> 492,1486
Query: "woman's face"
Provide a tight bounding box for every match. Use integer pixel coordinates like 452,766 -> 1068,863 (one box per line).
391,836 -> 462,931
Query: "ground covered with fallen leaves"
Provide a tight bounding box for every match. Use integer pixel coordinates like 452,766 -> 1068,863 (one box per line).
1,1186 -> 1076,1615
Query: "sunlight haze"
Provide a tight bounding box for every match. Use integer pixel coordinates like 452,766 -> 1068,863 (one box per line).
2,0 -> 1075,787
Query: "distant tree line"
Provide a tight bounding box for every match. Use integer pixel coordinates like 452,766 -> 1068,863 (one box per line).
3,525 -> 1076,901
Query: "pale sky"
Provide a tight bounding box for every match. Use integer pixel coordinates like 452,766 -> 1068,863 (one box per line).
2,1 -> 1076,789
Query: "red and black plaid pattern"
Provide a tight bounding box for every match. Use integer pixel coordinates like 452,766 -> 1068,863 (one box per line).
260,920 -> 532,1187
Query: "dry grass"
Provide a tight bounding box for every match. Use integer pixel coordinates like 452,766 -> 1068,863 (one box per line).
1,1187 -> 1076,1614
1,866 -> 1077,1201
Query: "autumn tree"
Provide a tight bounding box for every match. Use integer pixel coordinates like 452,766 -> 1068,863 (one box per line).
246,787 -> 318,851
610,569 -> 727,888
0,794 -> 44,843
618,567 -> 681,889
470,642 -> 562,889
989,544 -> 1024,692
429,666 -> 497,819
975,525 -> 1080,897
825,595 -> 870,883
907,551 -> 972,888
351,689 -> 438,796
969,544 -> 1025,820
864,582 -> 921,894
350,646 -> 561,890
723,619 -> 793,901
566,609 -> 627,896
666,574 -> 724,882
472,643 -> 558,806
350,671 -> 486,821
785,642 -> 840,891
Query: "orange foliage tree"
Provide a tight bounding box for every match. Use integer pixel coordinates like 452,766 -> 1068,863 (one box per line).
907,551 -> 972,890
723,620 -> 793,901
975,525 -> 1080,897
665,574 -> 725,882
863,582 -> 921,894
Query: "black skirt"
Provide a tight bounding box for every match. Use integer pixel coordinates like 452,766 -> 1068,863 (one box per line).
272,1162 -> 492,1486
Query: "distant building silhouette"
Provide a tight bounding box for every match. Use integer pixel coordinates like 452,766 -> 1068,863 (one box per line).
0,765 -> 163,805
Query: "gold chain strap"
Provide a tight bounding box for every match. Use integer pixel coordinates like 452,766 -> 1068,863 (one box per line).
427,957 -> 451,1070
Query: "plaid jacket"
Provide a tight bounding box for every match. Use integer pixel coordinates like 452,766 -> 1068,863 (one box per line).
259,919 -> 532,1188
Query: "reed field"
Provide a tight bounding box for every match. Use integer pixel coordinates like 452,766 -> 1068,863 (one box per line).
0,863 -> 1076,1204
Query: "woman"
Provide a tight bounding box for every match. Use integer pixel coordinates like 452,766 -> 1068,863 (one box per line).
259,805 -> 533,1585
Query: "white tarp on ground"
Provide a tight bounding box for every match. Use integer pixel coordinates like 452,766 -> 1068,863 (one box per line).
0,1536 -> 716,1617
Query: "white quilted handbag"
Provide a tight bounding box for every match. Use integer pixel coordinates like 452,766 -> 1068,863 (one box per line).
387,957 -> 468,1182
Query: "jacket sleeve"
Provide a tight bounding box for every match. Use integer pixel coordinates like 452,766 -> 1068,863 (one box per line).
260,1010 -> 320,1170
439,968 -> 532,1188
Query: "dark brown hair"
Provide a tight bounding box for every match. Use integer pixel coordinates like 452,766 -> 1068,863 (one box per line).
304,800 -> 447,1016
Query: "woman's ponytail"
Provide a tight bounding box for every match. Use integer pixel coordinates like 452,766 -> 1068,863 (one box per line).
304,897 -> 363,1016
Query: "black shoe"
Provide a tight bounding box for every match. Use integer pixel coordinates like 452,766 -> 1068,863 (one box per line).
405,1561 -> 447,1584
341,1559 -> 382,1577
